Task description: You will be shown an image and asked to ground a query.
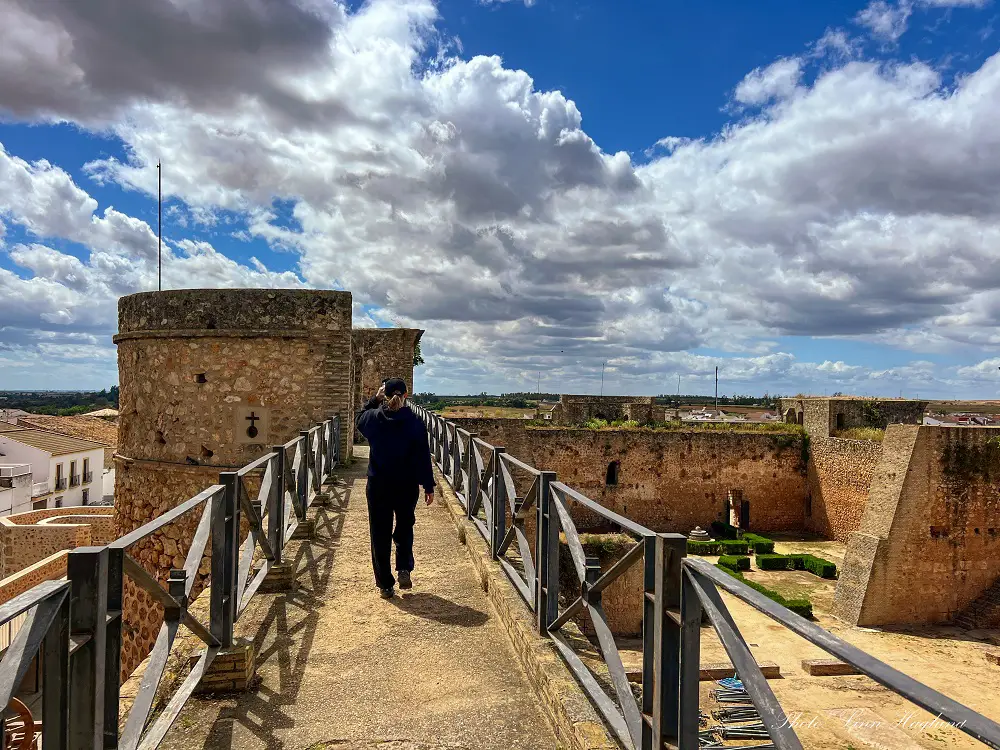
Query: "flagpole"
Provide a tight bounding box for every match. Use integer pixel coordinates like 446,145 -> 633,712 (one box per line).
157,161 -> 162,291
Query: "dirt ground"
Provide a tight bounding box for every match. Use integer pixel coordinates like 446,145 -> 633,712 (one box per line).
599,537 -> 1000,749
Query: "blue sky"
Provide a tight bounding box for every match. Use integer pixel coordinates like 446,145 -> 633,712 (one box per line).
1,0 -> 1000,398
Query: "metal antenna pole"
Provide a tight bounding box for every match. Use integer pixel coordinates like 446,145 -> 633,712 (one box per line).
157,160 -> 162,291
601,362 -> 606,397
715,366 -> 719,414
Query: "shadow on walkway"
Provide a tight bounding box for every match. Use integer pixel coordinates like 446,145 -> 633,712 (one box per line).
390,591 -> 489,628
194,476 -> 352,750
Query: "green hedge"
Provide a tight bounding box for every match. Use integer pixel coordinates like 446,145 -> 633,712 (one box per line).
720,539 -> 750,554
756,553 -> 795,571
710,521 -> 740,539
799,554 -> 838,579
718,555 -> 751,573
755,553 -> 838,578
741,533 -> 775,554
686,540 -> 721,555
715,564 -> 813,618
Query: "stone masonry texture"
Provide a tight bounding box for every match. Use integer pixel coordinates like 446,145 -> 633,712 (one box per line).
806,437 -> 883,542
833,425 -> 1000,626
550,394 -> 662,426
0,506 -> 115,578
350,327 -> 422,435
113,288 -> 354,676
451,418 -> 808,534
779,397 -> 927,437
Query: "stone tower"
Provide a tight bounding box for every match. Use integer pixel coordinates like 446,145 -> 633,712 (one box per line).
351,328 -> 424,416
113,288 -> 353,672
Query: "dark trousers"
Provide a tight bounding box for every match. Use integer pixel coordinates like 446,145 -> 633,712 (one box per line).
366,478 -> 419,590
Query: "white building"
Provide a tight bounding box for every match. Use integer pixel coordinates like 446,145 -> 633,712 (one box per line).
0,465 -> 33,516
0,428 -> 106,513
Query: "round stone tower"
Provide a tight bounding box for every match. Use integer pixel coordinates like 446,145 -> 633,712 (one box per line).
113,288 -> 353,673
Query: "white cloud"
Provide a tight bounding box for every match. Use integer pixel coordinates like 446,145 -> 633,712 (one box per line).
734,58 -> 804,105
856,0 -> 913,43
2,0 -> 1000,397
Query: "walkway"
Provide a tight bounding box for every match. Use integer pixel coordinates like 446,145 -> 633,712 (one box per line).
162,446 -> 557,750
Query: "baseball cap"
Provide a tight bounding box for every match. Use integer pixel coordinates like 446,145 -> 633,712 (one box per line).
383,378 -> 407,397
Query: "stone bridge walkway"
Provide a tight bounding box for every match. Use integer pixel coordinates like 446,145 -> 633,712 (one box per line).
162,446 -> 558,750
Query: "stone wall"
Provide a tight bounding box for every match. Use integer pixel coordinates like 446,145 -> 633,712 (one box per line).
550,395 -> 657,426
780,397 -> 927,437
834,425 -> 1000,626
450,418 -> 807,534
0,550 -> 69,605
351,328 -> 423,438
114,288 -> 354,676
806,437 -> 883,542
0,506 -> 115,578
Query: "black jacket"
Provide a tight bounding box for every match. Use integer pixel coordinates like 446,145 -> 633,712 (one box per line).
356,397 -> 435,493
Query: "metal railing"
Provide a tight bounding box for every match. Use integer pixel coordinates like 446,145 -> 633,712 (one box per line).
83,472 -> 93,484
0,414 -> 342,750
414,404 -> 1000,750
70,475 -> 81,488
55,478 -> 67,491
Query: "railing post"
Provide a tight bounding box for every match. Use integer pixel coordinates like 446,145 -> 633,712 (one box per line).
442,421 -> 450,476
326,415 -> 336,474
42,584 -> 71,750
298,431 -> 309,517
212,473 -> 240,649
535,471 -> 558,636
334,414 -> 341,467
678,558 -> 702,750
451,429 -> 461,490
643,533 -> 686,749
68,546 -> 109,748
268,450 -> 285,565
491,447 -> 506,560
465,434 -> 479,520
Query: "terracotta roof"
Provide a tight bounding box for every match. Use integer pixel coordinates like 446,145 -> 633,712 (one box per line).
0,428 -> 107,456
17,415 -> 118,451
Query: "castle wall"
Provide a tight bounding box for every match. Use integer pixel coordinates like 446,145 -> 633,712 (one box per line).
351,328 -> 423,437
806,437 -> 883,542
450,418 -> 807,534
834,425 -> 1000,626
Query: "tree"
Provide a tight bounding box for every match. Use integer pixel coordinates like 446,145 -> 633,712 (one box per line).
413,341 -> 424,367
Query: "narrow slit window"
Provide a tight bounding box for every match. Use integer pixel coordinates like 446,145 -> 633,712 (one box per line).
606,461 -> 620,486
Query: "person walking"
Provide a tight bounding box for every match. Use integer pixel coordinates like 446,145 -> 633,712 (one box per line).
356,377 -> 435,599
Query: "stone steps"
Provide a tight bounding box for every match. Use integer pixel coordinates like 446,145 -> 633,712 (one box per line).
955,576 -> 1000,629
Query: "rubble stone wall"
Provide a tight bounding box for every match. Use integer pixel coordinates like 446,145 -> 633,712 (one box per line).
449,418 -> 807,534
113,289 -> 353,676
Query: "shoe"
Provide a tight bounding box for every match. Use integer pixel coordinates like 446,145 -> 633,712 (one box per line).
398,571 -> 412,589
379,586 -> 395,599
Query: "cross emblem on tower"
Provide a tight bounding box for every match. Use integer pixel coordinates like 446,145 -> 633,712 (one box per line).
246,411 -> 260,439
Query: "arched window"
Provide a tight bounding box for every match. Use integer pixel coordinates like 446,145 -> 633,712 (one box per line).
606,461 -> 620,486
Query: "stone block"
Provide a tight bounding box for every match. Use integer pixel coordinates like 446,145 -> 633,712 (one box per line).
801,658 -> 863,676
196,639 -> 256,694
291,518 -> 316,540
312,491 -> 333,507
985,651 -> 1000,667
258,560 -> 298,593
626,661 -> 780,684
